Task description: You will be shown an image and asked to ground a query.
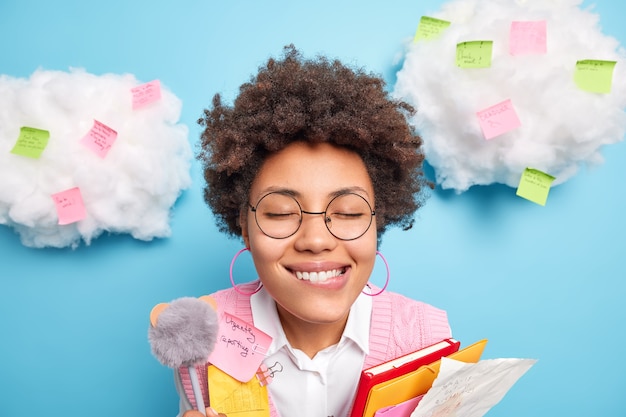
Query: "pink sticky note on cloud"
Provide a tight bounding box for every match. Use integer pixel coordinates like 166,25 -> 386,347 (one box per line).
207,312 -> 273,382
51,187 -> 87,225
476,99 -> 522,140
80,120 -> 117,158
510,21 -> 547,56
131,79 -> 161,110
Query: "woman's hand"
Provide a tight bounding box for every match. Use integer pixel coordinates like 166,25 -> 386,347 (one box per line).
182,408 -> 227,417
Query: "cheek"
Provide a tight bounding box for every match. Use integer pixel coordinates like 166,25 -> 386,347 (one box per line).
247,232 -> 288,274
349,230 -> 378,270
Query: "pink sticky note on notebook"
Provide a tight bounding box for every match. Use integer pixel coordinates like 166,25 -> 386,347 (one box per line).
476,99 -> 522,140
207,312 -> 273,382
51,187 -> 87,225
80,120 -> 117,158
374,395 -> 424,417
510,21 -> 547,55
131,79 -> 161,109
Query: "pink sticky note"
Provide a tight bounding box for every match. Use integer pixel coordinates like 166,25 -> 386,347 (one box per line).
476,99 -> 522,140
80,120 -> 117,158
51,187 -> 87,225
510,21 -> 547,56
374,395 -> 424,416
131,79 -> 161,110
207,312 -> 273,382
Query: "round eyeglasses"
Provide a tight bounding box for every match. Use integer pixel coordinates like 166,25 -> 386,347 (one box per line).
249,192 -> 375,241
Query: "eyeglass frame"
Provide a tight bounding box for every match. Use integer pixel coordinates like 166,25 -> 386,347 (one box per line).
248,191 -> 376,241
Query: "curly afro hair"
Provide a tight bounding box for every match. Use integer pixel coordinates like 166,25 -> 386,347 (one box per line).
197,45 -> 431,241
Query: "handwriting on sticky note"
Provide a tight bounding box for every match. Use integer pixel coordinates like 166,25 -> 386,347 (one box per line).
574,59 -> 617,94
208,365 -> 270,417
207,312 -> 273,382
510,20 -> 547,55
51,187 -> 87,225
456,41 -> 493,68
80,120 -> 118,158
414,16 -> 451,42
131,79 -> 161,109
516,168 -> 555,206
476,99 -> 521,140
10,127 -> 50,159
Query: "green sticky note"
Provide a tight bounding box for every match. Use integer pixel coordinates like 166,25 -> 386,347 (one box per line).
414,16 -> 451,42
10,127 -> 50,158
516,168 -> 556,206
574,59 -> 617,94
456,41 -> 493,68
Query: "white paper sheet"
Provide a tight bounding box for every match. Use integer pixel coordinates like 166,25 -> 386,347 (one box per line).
410,357 -> 537,417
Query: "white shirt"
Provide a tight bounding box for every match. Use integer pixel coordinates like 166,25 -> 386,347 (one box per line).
250,287 -> 372,417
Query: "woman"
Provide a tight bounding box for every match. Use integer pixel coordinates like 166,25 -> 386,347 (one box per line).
177,45 -> 451,417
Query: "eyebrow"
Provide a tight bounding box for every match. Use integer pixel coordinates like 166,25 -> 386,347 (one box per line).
254,186 -> 372,201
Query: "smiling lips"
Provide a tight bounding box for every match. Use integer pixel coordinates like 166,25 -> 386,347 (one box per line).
295,268 -> 347,283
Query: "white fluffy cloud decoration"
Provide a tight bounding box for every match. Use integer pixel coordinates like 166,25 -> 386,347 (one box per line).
393,0 -> 626,192
0,69 -> 192,248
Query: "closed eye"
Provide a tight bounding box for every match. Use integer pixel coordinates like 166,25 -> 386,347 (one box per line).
263,212 -> 299,219
331,212 -> 365,219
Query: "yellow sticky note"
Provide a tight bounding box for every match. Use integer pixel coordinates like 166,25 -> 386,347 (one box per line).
516,168 -> 555,206
207,365 -> 270,417
10,127 -> 50,158
414,16 -> 451,42
456,41 -> 493,68
574,59 -> 617,94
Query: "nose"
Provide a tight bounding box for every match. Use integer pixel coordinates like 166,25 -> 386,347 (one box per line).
294,210 -> 337,253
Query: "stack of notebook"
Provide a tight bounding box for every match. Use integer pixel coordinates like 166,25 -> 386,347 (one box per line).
350,338 -> 488,417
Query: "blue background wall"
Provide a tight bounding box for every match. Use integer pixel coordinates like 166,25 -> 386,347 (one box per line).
1,1 -> 624,416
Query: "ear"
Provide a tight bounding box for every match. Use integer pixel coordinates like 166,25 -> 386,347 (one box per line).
149,303 -> 169,327
149,296 -> 218,327
240,209 -> 251,249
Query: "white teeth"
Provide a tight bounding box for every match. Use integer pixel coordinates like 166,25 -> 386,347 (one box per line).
295,269 -> 343,282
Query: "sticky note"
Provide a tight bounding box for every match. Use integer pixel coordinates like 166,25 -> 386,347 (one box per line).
131,79 -> 161,109
80,120 -> 118,158
10,127 -> 50,158
51,187 -> 87,225
414,16 -> 451,42
207,312 -> 273,382
516,168 -> 555,206
574,60 -> 617,94
510,20 -> 547,55
208,365 -> 270,417
456,41 -> 493,68
476,99 -> 522,140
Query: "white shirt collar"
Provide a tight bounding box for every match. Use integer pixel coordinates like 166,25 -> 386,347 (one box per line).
250,286 -> 372,356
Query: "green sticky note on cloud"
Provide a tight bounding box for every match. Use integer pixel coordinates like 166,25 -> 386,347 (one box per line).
414,16 -> 451,42
456,41 -> 493,68
574,60 -> 617,94
10,126 -> 50,158
516,168 -> 556,206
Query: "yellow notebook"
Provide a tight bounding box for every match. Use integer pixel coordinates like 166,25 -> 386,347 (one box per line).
207,365 -> 270,417
361,339 -> 488,417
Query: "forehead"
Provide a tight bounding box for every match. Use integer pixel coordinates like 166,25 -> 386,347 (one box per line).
250,142 -> 374,202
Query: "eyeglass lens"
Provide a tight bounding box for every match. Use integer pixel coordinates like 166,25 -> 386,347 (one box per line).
253,192 -> 374,240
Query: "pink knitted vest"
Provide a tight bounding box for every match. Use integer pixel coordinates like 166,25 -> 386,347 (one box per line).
179,282 -> 450,416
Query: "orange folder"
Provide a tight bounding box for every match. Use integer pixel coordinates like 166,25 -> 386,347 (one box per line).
361,339 -> 488,417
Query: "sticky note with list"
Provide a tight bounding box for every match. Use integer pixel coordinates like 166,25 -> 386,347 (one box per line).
11,127 -> 50,159
516,168 -> 555,206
